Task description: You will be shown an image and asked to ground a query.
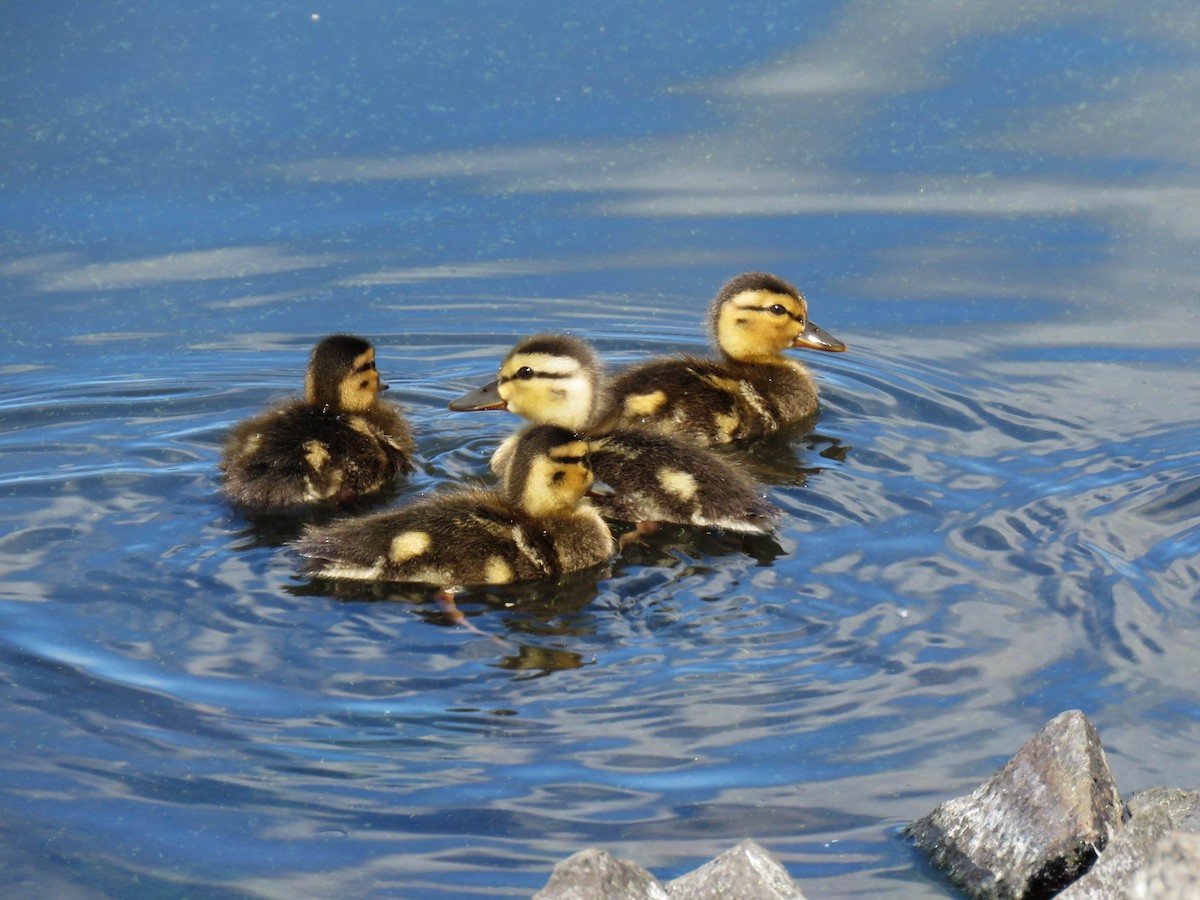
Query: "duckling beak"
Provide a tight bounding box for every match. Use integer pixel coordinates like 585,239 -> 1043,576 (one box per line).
379,380 -> 390,391
793,319 -> 847,352
587,478 -> 616,498
448,379 -> 507,411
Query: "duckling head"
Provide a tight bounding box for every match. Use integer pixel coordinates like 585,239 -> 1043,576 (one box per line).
502,424 -> 613,517
304,334 -> 387,414
710,271 -> 846,363
449,334 -> 602,430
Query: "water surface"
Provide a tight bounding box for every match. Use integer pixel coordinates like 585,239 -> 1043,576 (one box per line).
3,1 -> 1200,897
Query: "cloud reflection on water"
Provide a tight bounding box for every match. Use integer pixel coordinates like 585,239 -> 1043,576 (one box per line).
37,246 -> 344,293
266,0 -> 1200,314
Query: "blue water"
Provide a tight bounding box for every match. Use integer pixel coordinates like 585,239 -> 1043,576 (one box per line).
3,2 -> 1200,897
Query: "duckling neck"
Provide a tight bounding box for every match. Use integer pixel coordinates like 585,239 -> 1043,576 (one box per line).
718,346 -> 789,366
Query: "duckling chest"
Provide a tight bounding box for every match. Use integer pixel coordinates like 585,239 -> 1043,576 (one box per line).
729,362 -> 816,428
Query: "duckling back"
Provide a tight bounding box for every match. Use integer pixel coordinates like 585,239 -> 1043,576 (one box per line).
220,334 -> 415,513
586,429 -> 777,533
604,355 -> 818,445
220,401 -> 414,512
293,488 -> 561,583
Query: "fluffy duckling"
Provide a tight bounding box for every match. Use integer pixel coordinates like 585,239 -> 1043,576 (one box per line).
220,334 -> 416,513
603,271 -> 846,446
291,424 -> 615,585
449,334 -> 777,534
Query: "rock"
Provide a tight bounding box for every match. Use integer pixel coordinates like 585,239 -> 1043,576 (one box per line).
665,839 -> 807,900
1131,831 -> 1200,899
904,709 -> 1122,899
532,840 -> 806,900
1127,787 -> 1200,832
532,848 -> 670,900
1062,788 -> 1200,898
1056,803 -> 1174,899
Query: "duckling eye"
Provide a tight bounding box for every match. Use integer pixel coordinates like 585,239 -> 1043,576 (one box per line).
769,304 -> 788,316
515,366 -> 535,380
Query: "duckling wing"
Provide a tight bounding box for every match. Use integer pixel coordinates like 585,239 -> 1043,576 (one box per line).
292,489 -> 562,585
587,430 -> 778,533
608,357 -> 814,445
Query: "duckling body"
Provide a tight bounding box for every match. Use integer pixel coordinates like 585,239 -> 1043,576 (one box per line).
605,272 -> 846,446
220,335 -> 415,513
292,425 -> 614,584
450,334 -> 777,534
555,429 -> 776,532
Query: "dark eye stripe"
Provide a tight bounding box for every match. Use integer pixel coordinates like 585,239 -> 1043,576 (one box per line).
499,369 -> 573,384
739,304 -> 804,324
550,454 -> 587,466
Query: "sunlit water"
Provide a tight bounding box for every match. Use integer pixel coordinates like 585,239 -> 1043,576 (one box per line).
4,2 -> 1200,898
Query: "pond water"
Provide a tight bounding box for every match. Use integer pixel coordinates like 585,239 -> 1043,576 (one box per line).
3,1 -> 1200,897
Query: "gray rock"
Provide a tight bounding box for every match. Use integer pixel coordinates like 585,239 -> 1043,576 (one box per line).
1127,787 -> 1200,832
532,848 -> 670,900
1057,802 -> 1174,899
904,709 -> 1122,899
665,839 -> 807,900
1062,788 -> 1200,898
1131,831 -> 1200,899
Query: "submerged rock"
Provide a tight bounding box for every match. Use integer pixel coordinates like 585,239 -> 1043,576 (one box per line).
904,709 -> 1122,899
1127,787 -> 1200,832
533,840 -> 808,900
1056,802 -> 1174,899
532,848 -> 669,900
1131,831 -> 1200,899
534,716 -> 1199,899
665,839 -> 807,900
1061,787 -> 1200,898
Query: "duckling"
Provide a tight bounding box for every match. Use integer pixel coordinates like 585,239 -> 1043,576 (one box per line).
220,334 -> 416,513
291,424 -> 615,585
449,334 -> 777,535
603,271 -> 846,446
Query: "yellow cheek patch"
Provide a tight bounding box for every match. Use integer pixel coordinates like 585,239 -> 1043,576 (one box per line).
304,440 -> 331,471
339,378 -> 377,413
623,391 -> 668,417
657,468 -> 698,501
484,556 -> 514,584
390,530 -> 431,562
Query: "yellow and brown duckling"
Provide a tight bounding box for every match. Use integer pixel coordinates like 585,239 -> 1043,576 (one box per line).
449,334 -> 778,535
291,424 -> 615,585
220,334 -> 415,513
603,271 -> 846,446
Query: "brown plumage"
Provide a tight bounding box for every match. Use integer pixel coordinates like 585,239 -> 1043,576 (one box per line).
220,335 -> 415,513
